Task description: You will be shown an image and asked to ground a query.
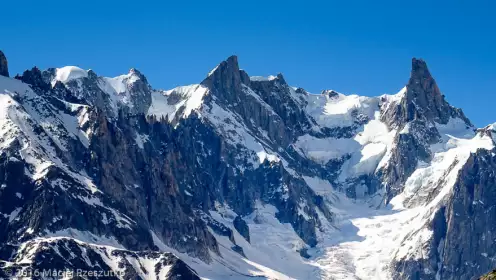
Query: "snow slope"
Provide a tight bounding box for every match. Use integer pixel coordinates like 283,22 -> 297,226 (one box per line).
310,120 -> 494,280
147,84 -> 208,121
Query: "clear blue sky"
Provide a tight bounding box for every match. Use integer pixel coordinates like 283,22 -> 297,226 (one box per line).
2,0 -> 495,126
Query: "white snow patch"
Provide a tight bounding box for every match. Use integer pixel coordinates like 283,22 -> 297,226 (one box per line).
53,66 -> 88,84
339,112 -> 395,179
147,85 -> 208,122
250,75 -> 277,82
305,92 -> 378,128
294,134 -> 359,164
256,151 -> 280,164
44,229 -> 125,249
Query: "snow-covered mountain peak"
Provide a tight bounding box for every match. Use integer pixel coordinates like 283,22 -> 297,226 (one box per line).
128,67 -> 143,76
381,57 -> 472,131
34,65 -> 153,116
49,65 -> 149,94
99,68 -> 151,111
53,66 -> 89,84
147,55 -> 251,125
476,123 -> 496,144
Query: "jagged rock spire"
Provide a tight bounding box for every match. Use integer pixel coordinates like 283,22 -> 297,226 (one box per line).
201,55 -> 244,103
404,58 -> 452,124
15,67 -> 51,91
382,58 -> 471,129
0,50 -> 9,77
378,58 -> 472,202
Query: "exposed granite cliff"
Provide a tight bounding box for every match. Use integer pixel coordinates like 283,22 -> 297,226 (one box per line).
393,146 -> 496,280
0,51 -> 8,77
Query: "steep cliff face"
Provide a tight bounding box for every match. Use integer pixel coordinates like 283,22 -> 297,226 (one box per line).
393,143 -> 496,280
381,58 -> 471,130
0,51 -> 8,77
0,50 -> 494,280
378,58 -> 474,202
201,55 -> 311,148
441,148 -> 496,279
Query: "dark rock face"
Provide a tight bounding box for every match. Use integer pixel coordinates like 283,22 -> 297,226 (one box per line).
126,68 -> 153,114
62,69 -> 119,118
249,73 -> 315,144
16,67 -> 52,92
201,55 -> 244,104
393,148 -> 496,280
0,70 -> 220,274
168,113 -> 332,247
404,59 -> 454,125
378,120 -> 440,202
233,216 -> 250,243
183,56 -> 334,246
0,51 -> 8,77
437,149 -> 496,280
86,112 -> 219,261
0,149 -> 157,254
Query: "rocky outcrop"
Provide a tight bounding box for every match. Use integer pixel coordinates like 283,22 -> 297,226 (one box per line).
125,68 -> 153,115
16,67 -> 55,93
61,69 -> 119,117
233,216 -> 250,243
0,51 -> 8,77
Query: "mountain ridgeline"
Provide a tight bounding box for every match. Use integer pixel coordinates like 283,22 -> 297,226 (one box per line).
0,51 -> 494,279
